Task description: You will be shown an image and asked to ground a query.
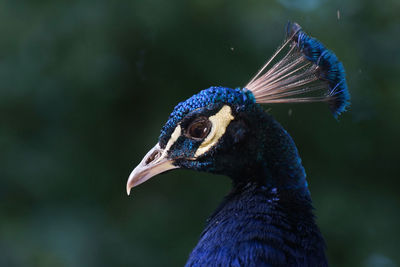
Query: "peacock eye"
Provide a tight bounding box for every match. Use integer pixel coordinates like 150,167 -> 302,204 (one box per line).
186,117 -> 212,140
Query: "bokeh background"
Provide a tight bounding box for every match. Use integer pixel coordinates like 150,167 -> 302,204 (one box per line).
1,0 -> 399,266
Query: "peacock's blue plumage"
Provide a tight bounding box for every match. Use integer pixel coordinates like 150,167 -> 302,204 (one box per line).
126,22 -> 349,266
186,185 -> 326,266
286,22 -> 350,117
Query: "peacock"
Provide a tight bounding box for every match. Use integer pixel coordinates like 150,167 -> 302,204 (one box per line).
126,22 -> 350,266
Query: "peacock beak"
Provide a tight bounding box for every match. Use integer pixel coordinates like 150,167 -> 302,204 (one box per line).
126,143 -> 178,195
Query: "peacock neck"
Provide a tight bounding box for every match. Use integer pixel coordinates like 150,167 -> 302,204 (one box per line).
229,109 -> 309,194
185,181 -> 327,266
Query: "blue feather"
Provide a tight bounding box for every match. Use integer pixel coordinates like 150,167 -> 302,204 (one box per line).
246,22 -> 350,119
286,22 -> 350,118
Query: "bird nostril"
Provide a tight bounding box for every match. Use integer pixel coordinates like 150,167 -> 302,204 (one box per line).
145,150 -> 161,165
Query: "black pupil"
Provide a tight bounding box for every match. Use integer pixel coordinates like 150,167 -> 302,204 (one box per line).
188,119 -> 210,139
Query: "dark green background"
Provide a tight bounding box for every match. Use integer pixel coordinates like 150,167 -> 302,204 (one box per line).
1,0 -> 399,266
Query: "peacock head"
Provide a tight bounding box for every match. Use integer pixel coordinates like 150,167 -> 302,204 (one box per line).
126,87 -> 272,195
126,22 -> 350,195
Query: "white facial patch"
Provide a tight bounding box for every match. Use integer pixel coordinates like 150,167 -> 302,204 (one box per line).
162,125 -> 181,157
194,105 -> 234,157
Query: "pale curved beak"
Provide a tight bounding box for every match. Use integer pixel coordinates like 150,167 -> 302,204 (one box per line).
126,143 -> 178,195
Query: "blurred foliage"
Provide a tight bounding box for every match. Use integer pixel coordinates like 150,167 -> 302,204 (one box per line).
0,0 -> 399,266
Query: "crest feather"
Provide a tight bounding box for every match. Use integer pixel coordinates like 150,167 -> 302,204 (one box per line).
245,22 -> 350,118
